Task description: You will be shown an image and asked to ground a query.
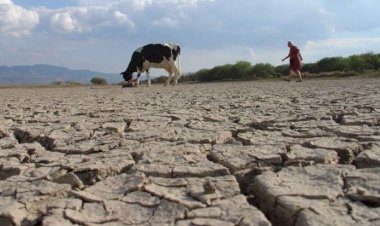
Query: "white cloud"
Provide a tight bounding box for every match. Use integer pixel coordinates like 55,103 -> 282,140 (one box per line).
113,11 -> 132,25
76,0 -> 214,10
152,17 -> 179,28
0,0 -> 39,37
1,0 -> 215,36
305,38 -> 380,50
300,37 -> 380,63
3,0 -> 380,74
129,0 -> 152,11
49,6 -> 135,34
153,0 -> 214,8
51,12 -> 85,33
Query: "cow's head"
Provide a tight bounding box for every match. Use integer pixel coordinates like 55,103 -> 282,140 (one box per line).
121,71 -> 133,82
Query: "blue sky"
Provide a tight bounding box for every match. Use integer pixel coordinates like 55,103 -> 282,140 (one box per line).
1,0 -> 380,75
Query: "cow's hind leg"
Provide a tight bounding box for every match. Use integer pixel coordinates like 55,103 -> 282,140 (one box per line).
136,72 -> 141,86
171,62 -> 181,86
146,70 -> 151,87
165,71 -> 173,86
173,74 -> 179,86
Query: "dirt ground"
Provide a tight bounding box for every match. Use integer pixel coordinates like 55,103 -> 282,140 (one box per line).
1,78 -> 379,226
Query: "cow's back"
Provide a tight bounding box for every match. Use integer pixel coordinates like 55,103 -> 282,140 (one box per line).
140,44 -> 172,63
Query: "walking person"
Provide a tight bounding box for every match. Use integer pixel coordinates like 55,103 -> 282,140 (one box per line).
282,41 -> 303,82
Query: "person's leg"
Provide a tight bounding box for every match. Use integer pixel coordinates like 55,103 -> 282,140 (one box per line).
296,70 -> 303,82
284,70 -> 295,81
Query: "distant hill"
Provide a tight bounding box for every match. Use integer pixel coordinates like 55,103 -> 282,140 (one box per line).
0,64 -> 121,84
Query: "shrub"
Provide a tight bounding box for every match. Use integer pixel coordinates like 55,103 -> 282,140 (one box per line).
51,81 -> 63,85
90,77 -> 107,85
151,76 -> 168,83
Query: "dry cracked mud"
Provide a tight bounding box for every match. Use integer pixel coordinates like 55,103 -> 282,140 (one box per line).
1,78 -> 379,226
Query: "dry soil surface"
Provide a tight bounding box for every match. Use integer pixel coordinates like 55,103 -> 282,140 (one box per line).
1,78 -> 380,226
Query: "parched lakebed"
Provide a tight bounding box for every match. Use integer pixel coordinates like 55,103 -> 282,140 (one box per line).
1,78 -> 380,226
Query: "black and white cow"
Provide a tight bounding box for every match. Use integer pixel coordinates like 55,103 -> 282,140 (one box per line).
121,43 -> 181,87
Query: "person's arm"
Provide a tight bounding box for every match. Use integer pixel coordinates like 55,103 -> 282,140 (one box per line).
283,47 -> 301,61
282,47 -> 293,61
282,55 -> 289,61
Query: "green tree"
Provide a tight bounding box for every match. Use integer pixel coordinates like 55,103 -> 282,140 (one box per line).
233,61 -> 252,80
65,80 -> 82,86
361,52 -> 380,70
151,76 -> 167,83
179,72 -> 198,82
210,64 -> 228,81
275,64 -> 289,76
347,55 -> 366,72
90,77 -> 107,85
178,52 -> 380,82
316,57 -> 348,72
250,63 -> 276,78
51,81 -> 63,85
301,63 -> 317,73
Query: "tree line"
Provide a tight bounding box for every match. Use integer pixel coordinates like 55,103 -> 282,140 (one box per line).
156,52 -> 380,83
70,52 -> 380,85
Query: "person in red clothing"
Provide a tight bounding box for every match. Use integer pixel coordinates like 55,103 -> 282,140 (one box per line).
282,41 -> 303,82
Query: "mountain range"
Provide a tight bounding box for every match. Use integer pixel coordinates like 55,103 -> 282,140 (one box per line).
0,64 -> 121,84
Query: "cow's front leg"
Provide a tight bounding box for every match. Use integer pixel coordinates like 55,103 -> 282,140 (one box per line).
165,72 -> 173,86
136,73 -> 141,86
146,70 -> 151,87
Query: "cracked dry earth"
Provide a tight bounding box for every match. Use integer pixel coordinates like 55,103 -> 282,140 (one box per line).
0,78 -> 380,226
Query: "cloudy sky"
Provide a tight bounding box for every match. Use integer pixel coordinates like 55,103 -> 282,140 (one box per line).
1,0 -> 380,74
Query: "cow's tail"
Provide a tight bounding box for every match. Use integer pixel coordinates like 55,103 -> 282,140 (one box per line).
176,46 -> 181,78
177,54 -> 181,78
